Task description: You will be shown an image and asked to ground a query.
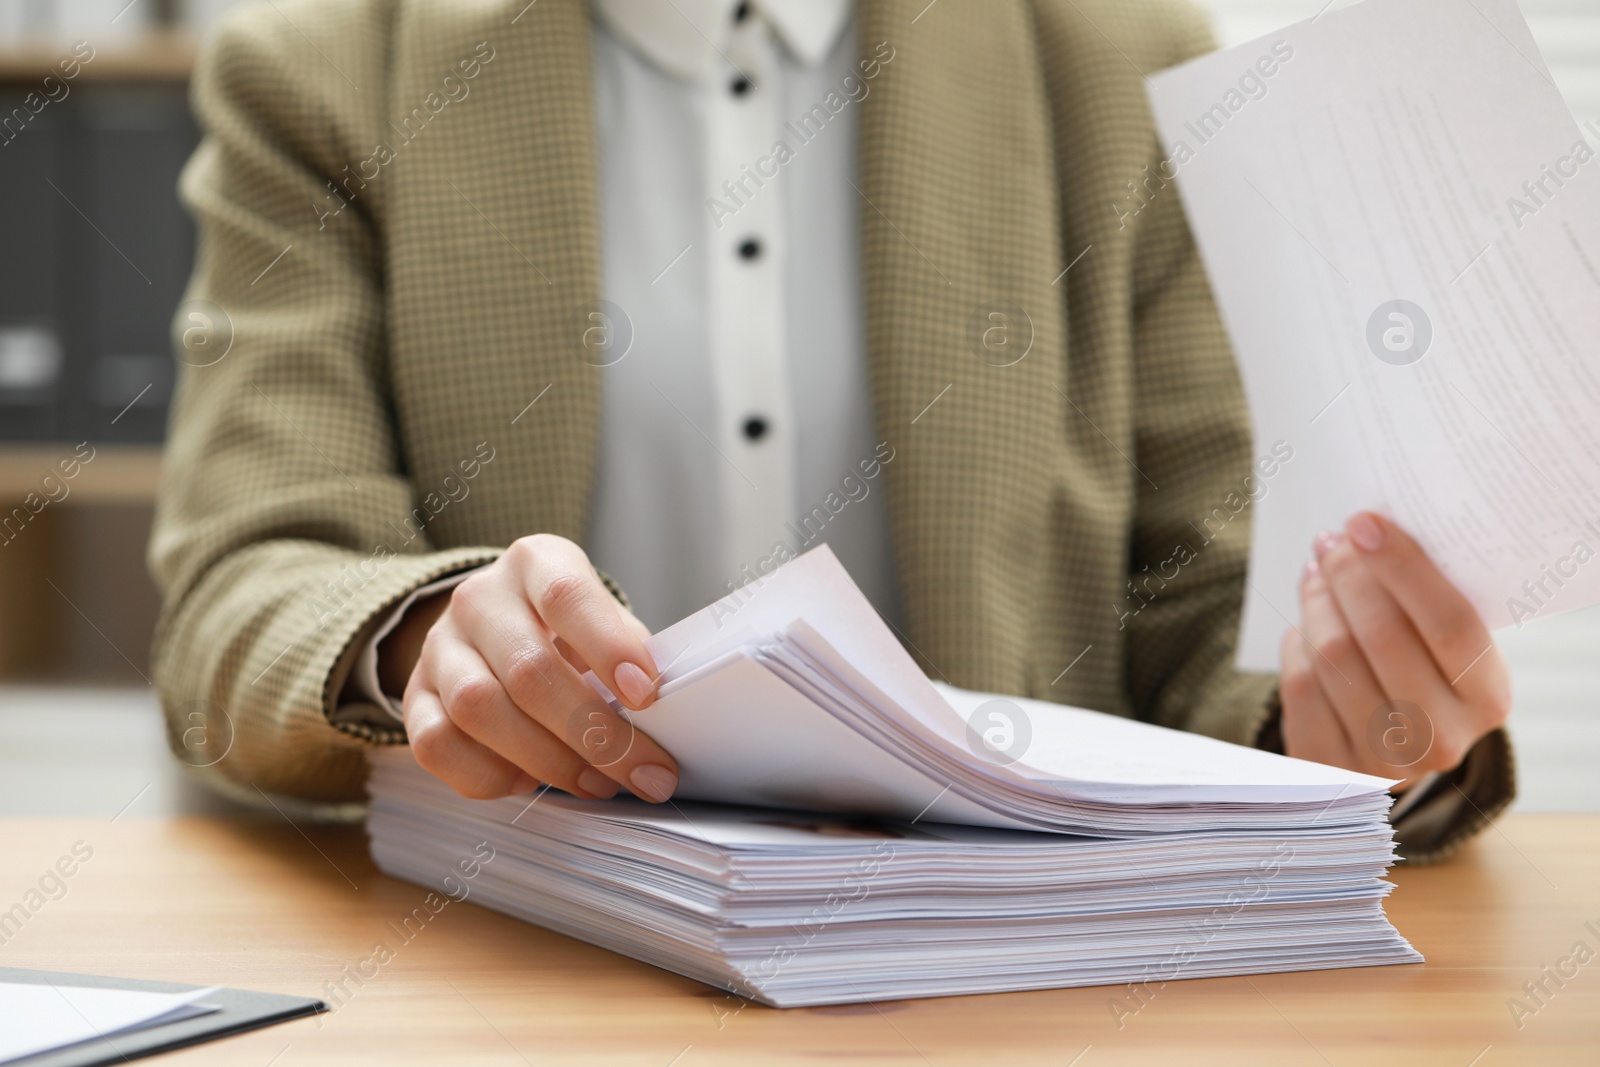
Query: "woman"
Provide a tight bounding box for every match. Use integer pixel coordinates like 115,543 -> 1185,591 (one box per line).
150,0 -> 1511,860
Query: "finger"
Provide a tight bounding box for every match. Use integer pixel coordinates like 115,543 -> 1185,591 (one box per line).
552,617 -> 649,676
1298,559 -> 1391,776
620,609 -> 653,645
1319,534 -> 1454,704
576,611 -> 651,677
403,686 -> 530,800
553,635 -> 590,676
1278,622 -> 1361,774
1343,512 -> 1506,703
513,535 -> 660,710
429,637 -> 618,800
448,574 -> 681,801
1322,534 -> 1499,775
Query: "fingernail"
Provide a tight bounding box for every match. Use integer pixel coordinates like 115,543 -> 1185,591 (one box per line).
1347,512 -> 1384,552
1313,530 -> 1341,560
613,661 -> 656,708
1302,559 -> 1319,583
629,763 -> 678,803
510,773 -> 540,795
577,767 -> 619,799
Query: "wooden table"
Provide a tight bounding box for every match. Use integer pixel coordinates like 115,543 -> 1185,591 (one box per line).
2,814 -> 1597,1066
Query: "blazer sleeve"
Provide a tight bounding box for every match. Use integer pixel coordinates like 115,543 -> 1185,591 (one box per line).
149,9 -> 501,804
1118,1 -> 1514,860
1254,695 -> 1516,864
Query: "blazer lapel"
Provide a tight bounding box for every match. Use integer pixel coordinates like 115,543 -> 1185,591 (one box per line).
387,0 -> 605,545
856,0 -> 1069,681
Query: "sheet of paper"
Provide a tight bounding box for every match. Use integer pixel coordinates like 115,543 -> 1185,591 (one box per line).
626,649 -> 1019,827
641,543 -> 960,739
1147,0 -> 1600,669
932,682 -> 1392,793
0,982 -> 221,1064
613,546 -> 1388,822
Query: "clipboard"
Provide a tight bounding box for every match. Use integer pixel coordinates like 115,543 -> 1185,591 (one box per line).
0,967 -> 325,1066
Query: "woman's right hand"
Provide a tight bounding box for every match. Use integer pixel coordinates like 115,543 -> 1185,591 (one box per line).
387,533 -> 680,803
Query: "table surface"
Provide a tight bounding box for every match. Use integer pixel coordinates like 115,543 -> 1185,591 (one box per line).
2,814 -> 1597,1067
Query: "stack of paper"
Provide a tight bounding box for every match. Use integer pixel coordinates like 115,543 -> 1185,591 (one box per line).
368,547 -> 1419,1007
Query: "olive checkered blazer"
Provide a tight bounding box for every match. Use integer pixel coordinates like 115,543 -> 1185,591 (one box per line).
150,0 -> 1512,860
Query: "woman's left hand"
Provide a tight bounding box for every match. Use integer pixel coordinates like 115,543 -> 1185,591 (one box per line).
1278,512 -> 1512,787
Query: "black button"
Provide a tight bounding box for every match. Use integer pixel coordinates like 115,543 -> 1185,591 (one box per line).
730,76 -> 753,97
742,416 -> 769,441
734,0 -> 751,22
738,238 -> 762,260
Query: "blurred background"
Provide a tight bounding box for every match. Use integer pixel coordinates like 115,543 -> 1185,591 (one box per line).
0,0 -> 1596,816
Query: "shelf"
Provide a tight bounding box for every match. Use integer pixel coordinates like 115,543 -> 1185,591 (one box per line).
0,444 -> 162,503
0,32 -> 196,82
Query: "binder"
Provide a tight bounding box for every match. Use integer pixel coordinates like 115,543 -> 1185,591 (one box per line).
66,84 -> 195,445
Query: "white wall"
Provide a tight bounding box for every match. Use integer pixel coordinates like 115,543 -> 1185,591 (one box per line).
1199,0 -> 1600,127
1192,0 -> 1600,810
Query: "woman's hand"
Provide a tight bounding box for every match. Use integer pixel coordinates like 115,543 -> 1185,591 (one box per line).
385,534 -> 679,803
1278,512 -> 1511,787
